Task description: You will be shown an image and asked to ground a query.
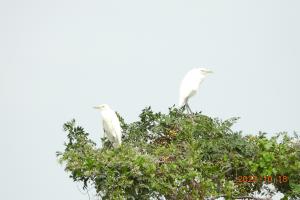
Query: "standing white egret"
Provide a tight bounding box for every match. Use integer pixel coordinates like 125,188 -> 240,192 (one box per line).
94,104 -> 122,148
179,68 -> 213,113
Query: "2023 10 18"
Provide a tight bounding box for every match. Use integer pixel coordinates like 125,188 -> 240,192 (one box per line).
236,175 -> 288,184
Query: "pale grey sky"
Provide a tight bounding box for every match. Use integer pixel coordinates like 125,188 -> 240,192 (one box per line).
1,0 -> 299,199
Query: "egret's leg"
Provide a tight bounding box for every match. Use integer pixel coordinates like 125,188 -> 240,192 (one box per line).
185,103 -> 195,123
183,104 -> 188,113
186,103 -> 193,114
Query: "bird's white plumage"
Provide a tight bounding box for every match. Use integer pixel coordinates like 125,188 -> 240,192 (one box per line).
94,104 -> 122,148
179,68 -> 212,108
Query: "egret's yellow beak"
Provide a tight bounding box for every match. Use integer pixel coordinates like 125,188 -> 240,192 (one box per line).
93,106 -> 100,109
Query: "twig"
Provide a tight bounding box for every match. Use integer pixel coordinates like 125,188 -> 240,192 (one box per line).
76,183 -> 91,200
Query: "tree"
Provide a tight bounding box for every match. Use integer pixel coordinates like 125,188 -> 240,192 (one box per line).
57,106 -> 300,199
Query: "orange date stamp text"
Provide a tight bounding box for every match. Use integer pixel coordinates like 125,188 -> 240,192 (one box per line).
236,175 -> 288,184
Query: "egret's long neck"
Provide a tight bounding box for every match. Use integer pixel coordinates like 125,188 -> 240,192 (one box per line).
100,109 -> 110,117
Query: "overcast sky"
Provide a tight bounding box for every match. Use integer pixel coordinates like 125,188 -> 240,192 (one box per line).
1,0 -> 299,199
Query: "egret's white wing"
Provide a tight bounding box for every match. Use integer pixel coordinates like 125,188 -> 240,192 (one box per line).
179,68 -> 206,107
102,110 -> 122,146
179,71 -> 198,106
102,119 -> 117,144
109,111 -> 122,145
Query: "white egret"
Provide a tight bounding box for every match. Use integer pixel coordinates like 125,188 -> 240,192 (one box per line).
178,68 -> 213,113
94,104 -> 122,148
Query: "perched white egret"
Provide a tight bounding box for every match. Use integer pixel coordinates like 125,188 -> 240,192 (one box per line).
94,104 -> 122,148
179,68 -> 213,113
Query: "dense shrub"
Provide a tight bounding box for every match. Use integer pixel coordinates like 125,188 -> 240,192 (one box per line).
57,106 -> 300,199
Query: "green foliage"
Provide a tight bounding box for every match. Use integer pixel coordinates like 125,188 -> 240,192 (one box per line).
57,107 -> 300,199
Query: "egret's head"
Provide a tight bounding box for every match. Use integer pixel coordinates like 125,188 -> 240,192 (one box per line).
198,67 -> 213,75
93,104 -> 110,111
